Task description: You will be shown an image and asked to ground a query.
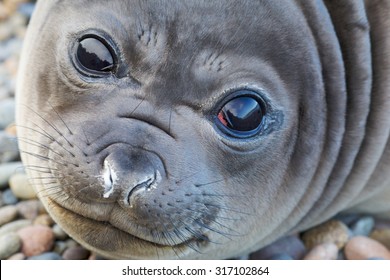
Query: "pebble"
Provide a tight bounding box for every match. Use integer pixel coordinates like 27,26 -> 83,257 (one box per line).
52,224 -> 68,240
249,235 -> 306,260
344,236 -> 390,260
28,252 -> 63,260
2,188 -> 18,205
17,199 -> 41,220
0,161 -> 24,189
90,254 -> 106,260
5,122 -> 17,136
0,3 -> 9,21
374,218 -> 390,230
0,219 -> 31,236
0,98 -> 15,129
53,241 -> 67,255
65,239 -> 79,249
17,225 -> 55,257
0,232 -> 21,259
350,216 -> 375,236
62,246 -> 90,260
7,252 -> 25,260
370,229 -> 390,250
334,213 -> 360,226
0,131 -> 19,163
303,243 -> 339,260
301,220 -> 350,249
18,3 -> 35,19
33,214 -> 54,227
268,253 -> 294,260
0,205 -> 18,226
9,173 -> 37,200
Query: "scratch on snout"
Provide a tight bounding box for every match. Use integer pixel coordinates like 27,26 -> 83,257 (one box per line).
102,159 -> 117,198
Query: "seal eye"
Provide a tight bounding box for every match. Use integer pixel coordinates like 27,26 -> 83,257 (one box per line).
217,94 -> 265,137
76,37 -> 115,74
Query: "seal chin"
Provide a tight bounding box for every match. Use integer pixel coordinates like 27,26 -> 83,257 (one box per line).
47,197 -> 208,259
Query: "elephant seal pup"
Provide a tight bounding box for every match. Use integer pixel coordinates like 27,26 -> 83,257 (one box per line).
16,0 -> 390,259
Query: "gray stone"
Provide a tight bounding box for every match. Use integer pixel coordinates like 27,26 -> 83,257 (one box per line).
0,232 -> 21,259
18,3 -> 36,19
0,98 -> 15,129
0,219 -> 32,236
333,213 -> 361,226
28,252 -> 63,260
0,162 -> 24,189
53,241 -> 67,255
0,205 -> 18,226
52,224 -> 68,240
0,131 -> 19,163
62,246 -> 90,260
249,235 -> 306,260
269,253 -> 294,260
2,188 -> 18,205
350,216 -> 375,237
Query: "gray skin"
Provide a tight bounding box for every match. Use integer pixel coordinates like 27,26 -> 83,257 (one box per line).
16,0 -> 390,259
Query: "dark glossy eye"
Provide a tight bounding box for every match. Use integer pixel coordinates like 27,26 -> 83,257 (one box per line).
76,36 -> 115,74
217,94 -> 265,137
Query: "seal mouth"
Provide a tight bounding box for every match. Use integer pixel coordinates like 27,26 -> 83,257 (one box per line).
48,198 -> 207,252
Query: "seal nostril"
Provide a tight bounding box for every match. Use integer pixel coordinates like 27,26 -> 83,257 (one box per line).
126,170 -> 162,206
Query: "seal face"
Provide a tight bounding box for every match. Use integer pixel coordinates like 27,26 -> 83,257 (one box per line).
16,0 -> 390,259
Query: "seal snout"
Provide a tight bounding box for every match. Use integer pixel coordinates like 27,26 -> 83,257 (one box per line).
100,147 -> 164,206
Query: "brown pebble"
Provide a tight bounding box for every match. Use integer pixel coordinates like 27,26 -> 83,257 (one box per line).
17,200 -> 41,220
303,243 -> 338,260
5,123 -> 17,136
344,236 -> 390,260
370,229 -> 390,250
374,218 -> 390,230
88,253 -> 98,260
7,253 -> 25,260
302,220 -> 350,249
33,214 -> 54,227
0,205 -> 18,226
62,246 -> 90,260
17,225 -> 55,257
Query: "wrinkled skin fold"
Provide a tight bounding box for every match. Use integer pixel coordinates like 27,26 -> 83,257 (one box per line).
16,0 -> 390,259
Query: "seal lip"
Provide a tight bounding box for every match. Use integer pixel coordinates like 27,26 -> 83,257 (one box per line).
48,197 -> 202,251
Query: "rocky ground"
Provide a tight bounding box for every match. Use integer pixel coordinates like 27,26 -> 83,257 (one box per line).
1,0 -> 390,260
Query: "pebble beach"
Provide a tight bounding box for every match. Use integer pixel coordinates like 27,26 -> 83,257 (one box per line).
1,0 -> 390,260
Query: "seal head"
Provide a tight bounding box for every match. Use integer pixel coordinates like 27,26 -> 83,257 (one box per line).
16,0 -> 390,259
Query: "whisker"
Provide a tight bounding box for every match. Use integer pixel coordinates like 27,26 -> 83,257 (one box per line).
21,104 -> 74,148
204,203 -> 251,216
47,101 -> 74,136
15,124 -> 76,158
17,137 -> 65,158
